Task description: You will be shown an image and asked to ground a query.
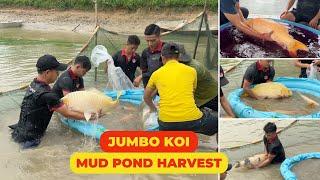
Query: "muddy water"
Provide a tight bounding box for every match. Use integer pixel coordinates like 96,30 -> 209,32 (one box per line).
0,28 -> 89,92
0,29 -> 217,179
220,120 -> 320,180
241,92 -> 320,115
220,60 -> 303,117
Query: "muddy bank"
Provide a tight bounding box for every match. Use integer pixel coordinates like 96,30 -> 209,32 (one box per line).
0,8 -> 217,35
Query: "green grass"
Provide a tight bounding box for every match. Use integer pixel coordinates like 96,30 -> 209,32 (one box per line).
0,0 -> 217,11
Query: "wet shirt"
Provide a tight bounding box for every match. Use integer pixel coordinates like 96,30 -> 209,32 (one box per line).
263,136 -> 286,164
11,79 -> 63,142
241,62 -> 275,87
140,41 -> 165,87
296,0 -> 320,19
52,68 -> 84,99
184,59 -> 218,106
147,60 -> 203,122
113,49 -> 140,82
221,0 -> 239,14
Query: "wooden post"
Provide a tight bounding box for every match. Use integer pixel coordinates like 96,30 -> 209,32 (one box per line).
193,1 -> 207,59
94,0 -> 98,82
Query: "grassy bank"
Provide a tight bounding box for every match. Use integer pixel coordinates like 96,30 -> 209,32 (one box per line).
0,0 -> 217,11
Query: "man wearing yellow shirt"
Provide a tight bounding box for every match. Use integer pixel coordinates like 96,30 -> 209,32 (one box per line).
143,42 -> 218,136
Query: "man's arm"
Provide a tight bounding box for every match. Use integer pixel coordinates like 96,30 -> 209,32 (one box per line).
294,60 -> 311,68
254,153 -> 276,168
281,0 -> 296,17
243,79 -> 259,99
144,87 -> 157,112
224,13 -> 273,41
220,94 -> 236,118
235,2 -> 247,23
309,10 -> 320,29
55,105 -> 86,120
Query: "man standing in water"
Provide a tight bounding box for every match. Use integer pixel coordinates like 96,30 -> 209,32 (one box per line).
241,60 -> 275,99
52,55 -> 91,98
144,43 -> 218,136
140,24 -> 165,88
9,55 -> 94,149
220,0 -> 273,41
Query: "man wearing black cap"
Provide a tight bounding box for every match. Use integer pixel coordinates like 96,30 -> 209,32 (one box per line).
52,55 -> 91,98
9,55 -> 92,149
144,42 -> 218,136
140,24 -> 166,88
178,44 -> 218,112
220,66 -> 236,118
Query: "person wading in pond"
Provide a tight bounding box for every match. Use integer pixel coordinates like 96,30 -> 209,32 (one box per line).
9,55 -> 98,149
140,24 -> 166,88
52,55 -> 91,98
111,35 -> 142,87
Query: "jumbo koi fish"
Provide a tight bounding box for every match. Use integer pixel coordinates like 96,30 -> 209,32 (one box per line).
61,89 -> 119,121
246,18 -> 309,57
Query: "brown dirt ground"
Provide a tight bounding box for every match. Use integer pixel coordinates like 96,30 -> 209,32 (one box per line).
0,8 -> 217,35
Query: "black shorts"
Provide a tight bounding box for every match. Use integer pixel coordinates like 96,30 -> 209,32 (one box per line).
291,8 -> 320,25
158,108 -> 218,136
199,96 -> 218,112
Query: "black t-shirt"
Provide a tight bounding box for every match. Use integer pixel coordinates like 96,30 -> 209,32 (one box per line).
52,68 -> 84,99
296,0 -> 320,19
11,79 -> 63,142
241,62 -> 275,87
140,41 -> 165,87
113,49 -> 141,82
263,136 -> 286,164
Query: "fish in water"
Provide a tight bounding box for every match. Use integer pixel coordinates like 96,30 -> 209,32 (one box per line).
61,89 -> 119,121
244,82 -> 292,99
233,154 -> 267,169
246,18 -> 309,57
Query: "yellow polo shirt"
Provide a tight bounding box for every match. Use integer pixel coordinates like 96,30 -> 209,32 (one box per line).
147,60 -> 203,122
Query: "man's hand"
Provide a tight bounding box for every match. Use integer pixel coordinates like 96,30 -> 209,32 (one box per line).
149,106 -> 157,113
133,76 -> 142,87
309,17 -> 319,29
280,10 -> 289,18
89,109 -> 104,120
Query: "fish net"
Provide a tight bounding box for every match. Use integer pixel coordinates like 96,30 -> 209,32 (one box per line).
0,11 -> 218,116
74,10 -> 217,90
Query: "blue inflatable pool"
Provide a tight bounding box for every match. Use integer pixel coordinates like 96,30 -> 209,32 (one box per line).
104,89 -> 144,105
60,89 -> 160,139
280,152 -> 320,180
228,77 -> 320,118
